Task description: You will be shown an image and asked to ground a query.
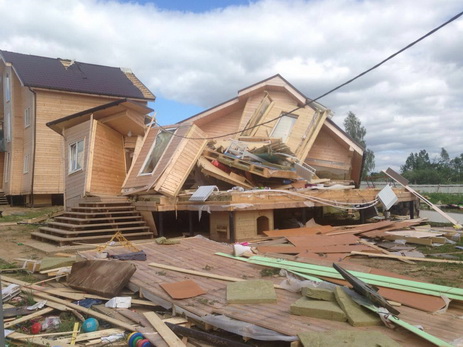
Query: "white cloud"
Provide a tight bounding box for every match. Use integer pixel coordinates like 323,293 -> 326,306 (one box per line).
1,0 -> 462,171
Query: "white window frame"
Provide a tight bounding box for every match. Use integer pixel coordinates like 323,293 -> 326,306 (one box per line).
138,128 -> 176,176
24,107 -> 31,128
270,113 -> 298,142
23,153 -> 30,174
5,112 -> 11,142
5,73 -> 10,102
69,139 -> 85,174
4,152 -> 10,183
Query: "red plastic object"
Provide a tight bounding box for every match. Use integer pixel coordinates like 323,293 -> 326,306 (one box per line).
136,339 -> 150,347
30,322 -> 42,334
211,160 -> 232,173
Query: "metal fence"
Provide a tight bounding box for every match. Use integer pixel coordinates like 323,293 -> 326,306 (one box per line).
360,182 -> 463,194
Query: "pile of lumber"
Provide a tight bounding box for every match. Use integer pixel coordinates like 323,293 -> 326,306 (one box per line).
197,138 -> 345,190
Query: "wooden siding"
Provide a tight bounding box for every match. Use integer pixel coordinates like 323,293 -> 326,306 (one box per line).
87,121 -> 126,196
237,93 -> 271,135
196,109 -> 241,139
210,209 -> 274,242
63,120 -> 91,208
33,91 -> 116,195
154,125 -> 207,196
7,71 -> 26,195
305,125 -> 353,180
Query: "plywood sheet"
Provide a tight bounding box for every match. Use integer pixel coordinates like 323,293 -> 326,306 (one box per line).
67,260 -> 136,297
160,280 -> 206,299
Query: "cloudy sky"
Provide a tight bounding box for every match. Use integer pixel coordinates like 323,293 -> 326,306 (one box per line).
1,0 -> 462,172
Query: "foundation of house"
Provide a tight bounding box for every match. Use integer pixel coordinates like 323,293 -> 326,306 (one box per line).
134,187 -> 418,242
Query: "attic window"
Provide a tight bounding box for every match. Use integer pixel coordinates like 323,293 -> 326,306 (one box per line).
270,113 -> 297,142
139,129 -> 175,175
60,59 -> 75,69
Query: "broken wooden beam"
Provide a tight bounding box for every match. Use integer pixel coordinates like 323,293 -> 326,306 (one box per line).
143,311 -> 186,347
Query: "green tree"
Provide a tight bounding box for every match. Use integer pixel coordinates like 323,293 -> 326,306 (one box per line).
343,111 -> 375,178
401,149 -> 431,172
400,148 -> 457,184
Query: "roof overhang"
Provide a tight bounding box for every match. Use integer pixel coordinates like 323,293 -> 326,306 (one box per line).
47,99 -> 152,136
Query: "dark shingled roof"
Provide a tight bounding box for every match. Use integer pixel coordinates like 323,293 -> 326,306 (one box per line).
0,50 -> 154,100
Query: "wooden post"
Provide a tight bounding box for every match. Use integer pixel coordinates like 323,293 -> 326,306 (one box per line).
359,209 -> 366,224
301,207 -> 307,225
229,211 -> 235,243
189,211 -> 194,236
409,200 -> 415,219
158,212 -> 164,237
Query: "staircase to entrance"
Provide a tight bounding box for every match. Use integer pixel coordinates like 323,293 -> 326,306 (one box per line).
31,196 -> 154,246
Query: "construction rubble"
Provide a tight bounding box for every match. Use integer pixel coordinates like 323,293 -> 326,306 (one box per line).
3,216 -> 463,347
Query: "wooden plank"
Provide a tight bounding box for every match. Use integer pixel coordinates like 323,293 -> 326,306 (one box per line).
43,288 -> 158,306
13,331 -> 74,339
384,168 -> 461,228
381,235 -> 434,246
197,157 -> 253,189
4,307 -> 54,328
350,251 -> 463,264
7,332 -> 74,347
326,220 -> 396,236
143,311 -> 186,347
149,262 -> 248,283
358,239 -> 416,265
286,234 -> 360,247
57,328 -> 125,343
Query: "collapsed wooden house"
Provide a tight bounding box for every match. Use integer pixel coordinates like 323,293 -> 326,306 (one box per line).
43,74 -> 417,244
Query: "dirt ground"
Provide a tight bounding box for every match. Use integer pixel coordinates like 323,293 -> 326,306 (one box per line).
0,206 -> 62,264
0,206 -> 462,289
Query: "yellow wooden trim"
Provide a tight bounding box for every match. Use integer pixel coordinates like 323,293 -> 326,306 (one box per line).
84,118 -> 97,194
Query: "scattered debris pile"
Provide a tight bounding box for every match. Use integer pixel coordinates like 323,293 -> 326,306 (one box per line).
4,217 -> 463,346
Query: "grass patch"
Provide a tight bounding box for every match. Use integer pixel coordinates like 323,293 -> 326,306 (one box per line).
58,312 -> 79,332
423,193 -> 463,205
0,207 -> 61,223
260,268 -> 280,277
412,238 -> 463,287
0,258 -> 17,270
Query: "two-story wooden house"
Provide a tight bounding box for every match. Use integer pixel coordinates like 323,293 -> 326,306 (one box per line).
0,50 -> 155,205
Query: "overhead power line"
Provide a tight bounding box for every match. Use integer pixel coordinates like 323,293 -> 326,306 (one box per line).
155,9 -> 463,140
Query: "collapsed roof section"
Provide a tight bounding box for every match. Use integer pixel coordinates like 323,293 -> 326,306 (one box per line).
118,74 -> 365,198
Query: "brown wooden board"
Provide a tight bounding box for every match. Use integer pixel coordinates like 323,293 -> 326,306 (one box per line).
67,260 -> 136,297
286,234 -> 360,247
160,280 -> 207,299
263,225 -> 336,237
257,244 -> 373,255
326,221 -> 396,236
